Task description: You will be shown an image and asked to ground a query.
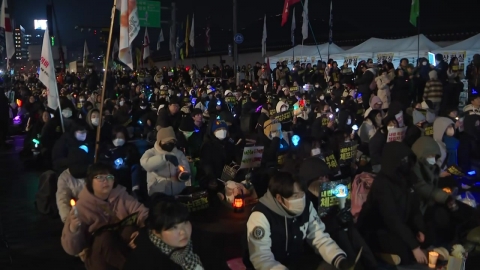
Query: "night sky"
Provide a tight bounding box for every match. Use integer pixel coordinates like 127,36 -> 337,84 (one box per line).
11,0 -> 480,60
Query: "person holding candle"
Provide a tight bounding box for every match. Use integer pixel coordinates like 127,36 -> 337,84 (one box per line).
61,163 -> 149,270
140,126 -> 191,196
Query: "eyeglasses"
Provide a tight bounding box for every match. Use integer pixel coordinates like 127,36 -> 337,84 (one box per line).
93,174 -> 115,183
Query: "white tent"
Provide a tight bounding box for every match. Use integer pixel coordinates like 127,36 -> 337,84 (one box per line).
331,35 -> 440,68
267,43 -> 345,67
432,33 -> 480,66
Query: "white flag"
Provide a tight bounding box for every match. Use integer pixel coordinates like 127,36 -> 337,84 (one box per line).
112,38 -> 119,60
117,0 -> 140,69
83,40 -> 89,68
189,14 -> 195,48
157,29 -> 164,50
143,28 -> 150,60
0,0 -> 14,65
39,29 -> 59,111
262,15 -> 267,57
169,26 -> 175,57
302,0 -> 309,41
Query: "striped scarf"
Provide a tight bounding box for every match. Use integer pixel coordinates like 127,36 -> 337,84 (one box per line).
149,230 -> 203,270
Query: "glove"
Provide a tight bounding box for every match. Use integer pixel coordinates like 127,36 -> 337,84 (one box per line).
165,155 -> 179,166
337,258 -> 354,270
178,171 -> 191,182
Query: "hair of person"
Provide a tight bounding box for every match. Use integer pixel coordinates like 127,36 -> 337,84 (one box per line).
70,118 -> 88,133
268,171 -> 298,198
85,163 -> 117,194
146,199 -> 190,232
111,125 -> 129,139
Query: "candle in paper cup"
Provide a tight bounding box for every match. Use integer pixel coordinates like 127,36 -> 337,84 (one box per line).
428,251 -> 439,268
178,165 -> 185,172
70,199 -> 78,217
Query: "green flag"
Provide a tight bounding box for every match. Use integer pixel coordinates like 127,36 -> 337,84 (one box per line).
409,0 -> 419,26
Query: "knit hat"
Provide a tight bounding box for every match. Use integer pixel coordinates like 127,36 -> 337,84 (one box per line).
211,120 -> 228,132
179,117 -> 195,132
263,119 -> 281,138
168,96 -> 180,106
156,126 -> 176,143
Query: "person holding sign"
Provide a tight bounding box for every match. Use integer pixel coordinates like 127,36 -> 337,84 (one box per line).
357,142 -> 427,266
244,171 -> 353,270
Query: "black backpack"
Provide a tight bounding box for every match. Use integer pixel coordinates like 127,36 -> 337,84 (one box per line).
35,170 -> 58,217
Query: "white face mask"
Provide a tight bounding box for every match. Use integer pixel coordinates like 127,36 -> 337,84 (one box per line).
426,157 -> 436,165
422,61 -> 427,66
113,138 -> 125,147
446,126 -> 455,136
91,118 -> 99,126
346,118 -> 352,125
119,101 -> 125,106
283,194 -> 306,215
387,126 -> 395,130
214,129 -> 227,140
311,148 -> 321,156
75,132 -> 87,141
140,106 -> 147,110
62,109 -> 72,118
280,106 -> 287,112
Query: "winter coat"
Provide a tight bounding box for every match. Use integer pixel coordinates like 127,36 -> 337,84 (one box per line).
140,143 -> 191,196
56,169 -> 86,222
411,136 -> 449,213
52,132 -> 94,173
433,117 -> 455,168
375,75 -> 391,109
61,186 -> 149,256
357,142 -> 425,252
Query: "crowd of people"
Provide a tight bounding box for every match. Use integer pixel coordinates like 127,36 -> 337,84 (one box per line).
2,52 -> 480,269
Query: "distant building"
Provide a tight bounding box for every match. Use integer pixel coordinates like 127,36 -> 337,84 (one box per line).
14,25 -> 29,60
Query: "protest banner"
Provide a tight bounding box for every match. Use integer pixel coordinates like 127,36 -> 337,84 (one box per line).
239,146 -> 264,169
339,142 -> 358,166
225,96 -> 237,105
387,127 -> 407,142
274,110 -> 293,123
424,123 -> 434,137
318,179 -> 351,217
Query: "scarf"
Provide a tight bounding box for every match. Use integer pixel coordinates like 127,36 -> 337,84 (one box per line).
149,230 -> 203,270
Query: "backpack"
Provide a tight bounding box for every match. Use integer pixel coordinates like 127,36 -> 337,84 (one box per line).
35,170 -> 59,216
350,172 -> 375,221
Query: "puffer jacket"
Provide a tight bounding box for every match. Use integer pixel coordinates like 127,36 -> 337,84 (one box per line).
56,169 -> 86,222
411,136 -> 449,214
140,143 -> 191,196
61,186 -> 149,256
433,117 -> 454,167
375,75 -> 391,109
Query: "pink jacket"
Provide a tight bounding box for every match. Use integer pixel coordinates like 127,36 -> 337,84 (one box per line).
61,185 -> 149,255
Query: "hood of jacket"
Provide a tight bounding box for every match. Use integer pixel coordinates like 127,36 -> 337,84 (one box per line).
78,185 -> 127,208
259,190 -> 299,218
412,136 -> 441,159
433,117 -> 454,143
380,141 -> 416,181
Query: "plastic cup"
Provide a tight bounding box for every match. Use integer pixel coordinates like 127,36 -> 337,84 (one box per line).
428,251 -> 439,268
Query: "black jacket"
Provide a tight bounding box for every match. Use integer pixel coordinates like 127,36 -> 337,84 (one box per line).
52,132 -> 94,173
156,107 -> 182,131
199,134 -> 237,180
357,142 -> 424,251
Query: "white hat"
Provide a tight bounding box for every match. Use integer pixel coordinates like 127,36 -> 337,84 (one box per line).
207,89 -> 213,95
224,90 -> 233,96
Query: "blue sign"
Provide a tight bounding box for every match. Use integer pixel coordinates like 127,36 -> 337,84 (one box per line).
234,33 -> 244,44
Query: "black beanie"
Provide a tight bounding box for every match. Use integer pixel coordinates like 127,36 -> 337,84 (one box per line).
179,116 -> 195,132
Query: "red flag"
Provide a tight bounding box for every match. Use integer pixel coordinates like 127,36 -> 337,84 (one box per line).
281,0 -> 300,26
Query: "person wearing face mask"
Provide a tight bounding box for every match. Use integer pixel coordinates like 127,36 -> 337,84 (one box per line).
141,126 -> 191,196
98,126 -> 141,196
52,119 -> 93,173
175,118 -> 203,186
199,120 -> 237,187
244,171 -> 352,270
358,142 -> 427,266
433,117 -> 457,168
369,116 -> 399,173
85,108 -> 111,143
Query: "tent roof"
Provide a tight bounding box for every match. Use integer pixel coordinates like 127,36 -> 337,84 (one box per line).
436,33 -> 480,51
269,43 -> 345,60
385,34 -> 440,53
344,38 -> 396,54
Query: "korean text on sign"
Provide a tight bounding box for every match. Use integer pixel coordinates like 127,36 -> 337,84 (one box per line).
240,146 -> 264,169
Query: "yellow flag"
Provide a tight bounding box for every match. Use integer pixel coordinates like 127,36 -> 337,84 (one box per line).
185,15 -> 190,58
135,47 -> 142,68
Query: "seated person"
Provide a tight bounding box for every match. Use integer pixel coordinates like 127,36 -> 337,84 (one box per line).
61,163 -> 149,269
124,199 -> 229,270
56,148 -> 89,223
357,142 -> 427,266
98,126 -> 141,194
140,126 -> 191,196
244,171 -> 351,270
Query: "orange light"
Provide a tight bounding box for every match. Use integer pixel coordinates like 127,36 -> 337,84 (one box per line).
233,198 -> 244,208
70,199 -> 76,206
16,99 -> 22,107
178,165 -> 185,172
443,187 -> 452,194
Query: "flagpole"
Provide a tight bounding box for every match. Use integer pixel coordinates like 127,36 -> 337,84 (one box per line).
299,0 -> 322,62
417,17 -> 420,61
95,0 -> 117,162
